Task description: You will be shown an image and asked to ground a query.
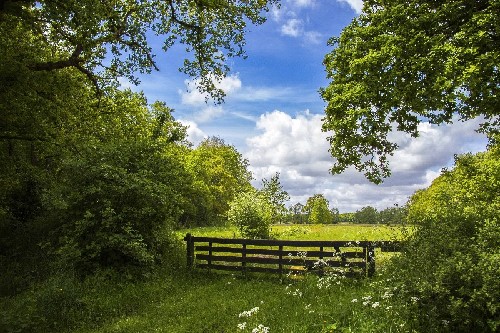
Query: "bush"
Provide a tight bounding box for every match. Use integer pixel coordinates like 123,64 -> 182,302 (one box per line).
228,191 -> 273,239
387,145 -> 500,332
44,140 -> 190,276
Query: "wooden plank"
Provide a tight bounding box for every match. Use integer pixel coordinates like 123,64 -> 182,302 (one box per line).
194,246 -> 362,258
197,264 -> 282,274
197,264 -> 365,276
196,254 -> 366,268
191,237 -> 372,248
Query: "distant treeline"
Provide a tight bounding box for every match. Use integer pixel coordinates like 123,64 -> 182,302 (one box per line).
285,204 -> 407,225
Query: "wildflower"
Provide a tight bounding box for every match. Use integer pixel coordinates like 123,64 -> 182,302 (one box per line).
251,324 -> 270,333
381,291 -> 393,299
363,301 -> 370,306
371,302 -> 380,308
386,306 -> 393,310
351,298 -> 358,303
237,322 -> 247,330
362,296 -> 372,301
410,296 -> 419,303
239,307 -> 259,318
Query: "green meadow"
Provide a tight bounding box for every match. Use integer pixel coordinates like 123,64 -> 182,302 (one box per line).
179,223 -> 410,241
2,224 -> 415,333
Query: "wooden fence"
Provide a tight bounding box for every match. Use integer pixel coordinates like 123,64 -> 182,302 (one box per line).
184,233 -> 401,278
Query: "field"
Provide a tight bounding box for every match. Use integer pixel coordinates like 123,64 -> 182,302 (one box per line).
1,224 -> 415,333
178,223 -> 410,241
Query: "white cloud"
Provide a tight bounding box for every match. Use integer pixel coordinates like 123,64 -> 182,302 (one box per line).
336,0 -> 364,14
179,74 -> 242,106
245,111 -> 487,212
195,105 -> 225,123
179,119 -> 207,146
289,0 -> 316,8
281,18 -> 303,37
303,31 -> 322,44
280,18 -> 322,44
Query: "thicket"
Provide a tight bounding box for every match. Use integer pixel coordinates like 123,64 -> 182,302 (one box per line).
0,15 -> 255,289
386,143 -> 500,332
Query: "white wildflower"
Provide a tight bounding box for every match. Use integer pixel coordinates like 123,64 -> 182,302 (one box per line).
237,322 -> 247,330
252,324 -> 270,333
239,307 -> 259,318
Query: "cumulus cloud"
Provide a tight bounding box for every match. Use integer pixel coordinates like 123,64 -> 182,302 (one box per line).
179,119 -> 207,146
281,18 -> 303,37
245,111 -> 487,212
336,0 -> 364,14
271,1 -> 322,44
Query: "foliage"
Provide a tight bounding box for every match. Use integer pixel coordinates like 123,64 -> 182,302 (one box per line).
303,194 -> 333,224
321,0 -> 500,183
288,202 -> 307,224
184,137 -> 253,227
227,191 -> 273,239
378,205 -> 407,225
388,144 -> 500,332
0,0 -> 277,101
354,206 -> 379,224
259,172 -> 290,224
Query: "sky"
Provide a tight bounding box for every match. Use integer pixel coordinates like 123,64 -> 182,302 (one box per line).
131,0 -> 488,213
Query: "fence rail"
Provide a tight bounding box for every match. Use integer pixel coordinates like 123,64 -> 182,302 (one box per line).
184,233 -> 401,278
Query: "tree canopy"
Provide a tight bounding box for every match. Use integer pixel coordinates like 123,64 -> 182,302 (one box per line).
303,194 -> 333,224
0,0 -> 277,100
321,0 -> 500,183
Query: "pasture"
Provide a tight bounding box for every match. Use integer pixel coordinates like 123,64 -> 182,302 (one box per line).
1,224 -> 415,333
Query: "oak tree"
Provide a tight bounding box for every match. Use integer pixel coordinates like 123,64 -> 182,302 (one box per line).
321,0 -> 500,183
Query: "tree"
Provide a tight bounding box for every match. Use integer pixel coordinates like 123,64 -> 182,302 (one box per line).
260,172 -> 290,224
303,194 -> 333,224
388,143 -> 500,332
29,90 -> 192,275
330,207 -> 340,224
289,202 -> 306,224
378,205 -> 407,225
185,137 -> 253,226
227,191 -> 273,239
321,0 -> 500,183
0,0 -> 277,101
354,206 -> 378,224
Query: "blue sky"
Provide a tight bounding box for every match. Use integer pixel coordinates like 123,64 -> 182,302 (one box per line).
131,0 -> 488,212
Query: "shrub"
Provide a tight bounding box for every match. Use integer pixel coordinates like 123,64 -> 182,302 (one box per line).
228,191 -> 273,239
388,145 -> 500,332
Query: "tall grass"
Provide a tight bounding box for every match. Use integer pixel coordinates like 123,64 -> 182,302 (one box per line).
1,225 -> 414,333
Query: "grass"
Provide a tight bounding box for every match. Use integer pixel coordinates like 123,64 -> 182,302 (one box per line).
1,224 -> 414,333
178,223 -> 411,241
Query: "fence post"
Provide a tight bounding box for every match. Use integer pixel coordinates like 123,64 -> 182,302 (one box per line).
319,246 -> 324,276
242,243 -> 247,277
366,243 -> 375,277
208,241 -> 213,272
185,233 -> 194,268
278,245 -> 283,278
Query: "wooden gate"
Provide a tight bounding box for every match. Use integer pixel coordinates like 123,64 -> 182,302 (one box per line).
184,233 -> 400,278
